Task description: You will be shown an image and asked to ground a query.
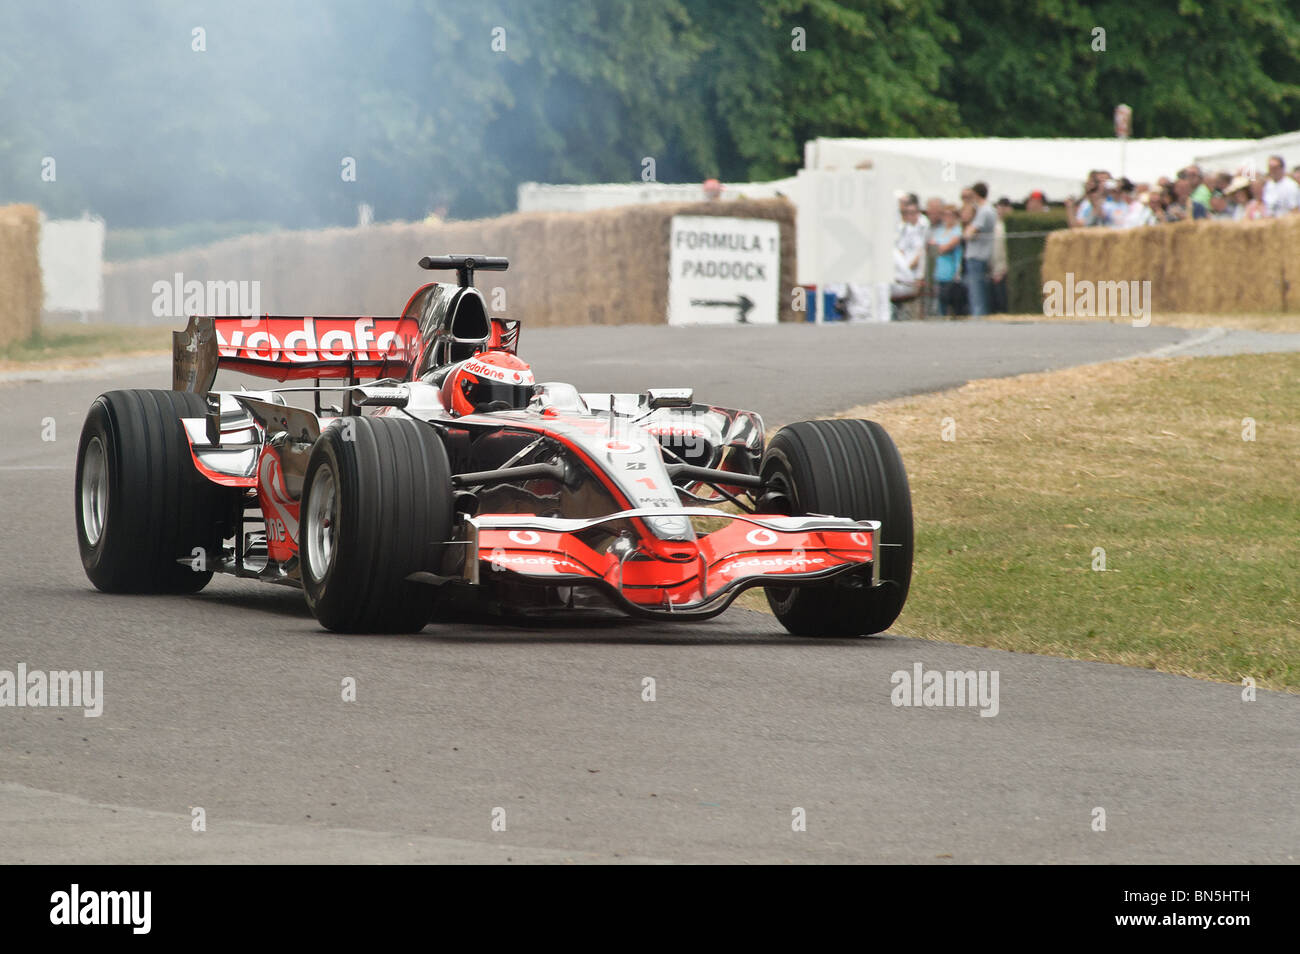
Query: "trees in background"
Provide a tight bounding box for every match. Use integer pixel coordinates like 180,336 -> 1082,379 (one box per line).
2,0 -> 1298,229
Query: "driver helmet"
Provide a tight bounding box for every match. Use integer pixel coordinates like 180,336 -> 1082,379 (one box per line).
440,350 -> 536,416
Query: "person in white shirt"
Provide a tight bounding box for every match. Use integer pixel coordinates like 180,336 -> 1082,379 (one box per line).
1262,155 -> 1300,216
1122,188 -> 1157,228
897,202 -> 928,285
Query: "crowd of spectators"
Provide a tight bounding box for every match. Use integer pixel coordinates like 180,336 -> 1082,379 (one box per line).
1063,155 -> 1300,227
891,182 -> 1009,318
881,155 -> 1300,320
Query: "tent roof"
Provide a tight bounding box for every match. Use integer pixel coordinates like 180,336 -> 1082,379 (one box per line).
808,137 -> 1257,187
1194,129 -> 1300,171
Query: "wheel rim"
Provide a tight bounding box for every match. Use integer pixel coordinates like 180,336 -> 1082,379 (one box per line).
81,436 -> 108,546
305,464 -> 338,581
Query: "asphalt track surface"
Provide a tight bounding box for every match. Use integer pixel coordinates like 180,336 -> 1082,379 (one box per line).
1,320 -> 1296,863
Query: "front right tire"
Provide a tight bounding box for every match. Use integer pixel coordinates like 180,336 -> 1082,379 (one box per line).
761,419 -> 913,636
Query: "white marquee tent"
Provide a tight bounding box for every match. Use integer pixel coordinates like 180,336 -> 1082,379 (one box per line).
806,136 -> 1256,204
1193,130 -> 1300,178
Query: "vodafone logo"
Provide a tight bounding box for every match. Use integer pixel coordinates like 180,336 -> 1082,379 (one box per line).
215,318 -> 414,364
508,530 -> 541,545
463,359 -> 535,385
491,554 -> 577,569
746,528 -> 778,546
463,360 -> 506,380
720,555 -> 826,573
851,532 -> 871,546
605,440 -> 642,454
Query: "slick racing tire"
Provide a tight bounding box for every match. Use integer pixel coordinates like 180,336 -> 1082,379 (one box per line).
760,419 -> 913,636
76,389 -> 231,594
300,416 -> 453,633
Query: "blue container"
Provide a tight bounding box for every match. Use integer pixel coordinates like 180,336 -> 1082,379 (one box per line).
803,289 -> 841,321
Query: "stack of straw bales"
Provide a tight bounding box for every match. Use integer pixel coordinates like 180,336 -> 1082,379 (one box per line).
0,204 -> 42,347
1041,217 -> 1300,314
102,198 -> 797,327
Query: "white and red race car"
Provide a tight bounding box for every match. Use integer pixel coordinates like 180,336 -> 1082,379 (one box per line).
75,255 -> 912,635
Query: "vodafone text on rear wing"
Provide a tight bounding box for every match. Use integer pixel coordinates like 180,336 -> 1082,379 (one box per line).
172,314 -> 423,392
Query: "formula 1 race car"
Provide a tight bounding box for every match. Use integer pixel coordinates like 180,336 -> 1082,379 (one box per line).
75,255 -> 912,635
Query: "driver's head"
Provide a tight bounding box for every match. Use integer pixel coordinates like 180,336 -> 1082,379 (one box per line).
440,350 -> 535,417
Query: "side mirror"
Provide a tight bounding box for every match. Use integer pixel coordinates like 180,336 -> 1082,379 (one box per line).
647,388 -> 694,410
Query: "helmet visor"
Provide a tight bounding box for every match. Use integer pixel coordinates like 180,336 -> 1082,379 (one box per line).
462,378 -> 534,412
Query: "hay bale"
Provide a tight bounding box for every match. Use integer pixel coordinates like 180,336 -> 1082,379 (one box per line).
102,198 -> 798,328
1042,217 -> 1300,316
0,204 -> 43,348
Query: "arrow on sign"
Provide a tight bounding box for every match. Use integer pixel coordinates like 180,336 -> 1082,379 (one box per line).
689,294 -> 755,323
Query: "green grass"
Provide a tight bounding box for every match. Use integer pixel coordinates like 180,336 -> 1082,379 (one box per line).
0,324 -> 171,365
834,352 -> 1299,690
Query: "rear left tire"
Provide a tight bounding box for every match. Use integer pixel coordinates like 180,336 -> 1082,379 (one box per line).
75,389 -> 232,593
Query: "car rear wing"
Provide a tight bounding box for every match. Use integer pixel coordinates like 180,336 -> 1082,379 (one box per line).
172,315 -> 423,392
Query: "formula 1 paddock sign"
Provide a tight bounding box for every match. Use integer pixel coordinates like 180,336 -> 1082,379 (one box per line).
668,216 -> 780,326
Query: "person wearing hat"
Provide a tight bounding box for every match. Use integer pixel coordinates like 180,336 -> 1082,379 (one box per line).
1224,175 -> 1252,221
1025,190 -> 1047,213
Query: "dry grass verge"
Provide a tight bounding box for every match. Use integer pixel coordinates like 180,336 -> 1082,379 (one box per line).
999,311 -> 1298,334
